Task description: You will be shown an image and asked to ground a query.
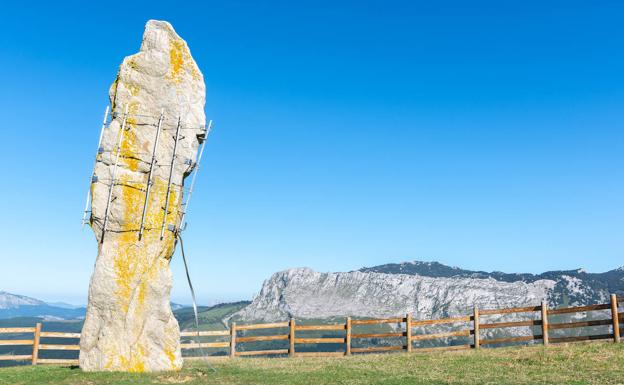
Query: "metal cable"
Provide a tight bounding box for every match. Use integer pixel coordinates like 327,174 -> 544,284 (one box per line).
177,233 -> 217,372
108,111 -> 209,131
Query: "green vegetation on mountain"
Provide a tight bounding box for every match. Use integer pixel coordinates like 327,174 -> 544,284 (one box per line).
361,261 -> 624,290
175,301 -> 250,331
360,261 -> 624,301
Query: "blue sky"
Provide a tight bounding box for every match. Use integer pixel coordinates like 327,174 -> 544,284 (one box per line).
0,1 -> 622,305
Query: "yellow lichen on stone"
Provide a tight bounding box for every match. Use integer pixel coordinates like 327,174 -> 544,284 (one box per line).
105,99 -> 185,368
127,83 -> 141,97
167,38 -> 201,84
162,186 -> 181,257
120,102 -> 141,172
138,176 -> 180,246
165,40 -> 185,85
113,175 -> 146,313
106,175 -> 167,371
127,58 -> 140,71
119,345 -> 146,373
164,346 -> 176,366
109,173 -> 181,368
121,129 -> 139,172
162,320 -> 181,368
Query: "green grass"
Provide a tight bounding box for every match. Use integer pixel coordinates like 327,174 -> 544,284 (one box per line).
1,342 -> 623,385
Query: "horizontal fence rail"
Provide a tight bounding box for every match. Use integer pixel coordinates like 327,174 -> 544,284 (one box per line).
0,294 -> 622,367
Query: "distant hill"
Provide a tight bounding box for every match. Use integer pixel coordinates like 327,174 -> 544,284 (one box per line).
0,291 -> 45,308
0,287 -> 247,331
175,301 -> 250,331
0,292 -> 86,320
0,300 -> 249,330
0,291 -> 201,321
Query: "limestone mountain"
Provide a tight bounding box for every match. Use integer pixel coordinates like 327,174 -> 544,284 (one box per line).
232,261 -> 623,322
360,261 -> 624,305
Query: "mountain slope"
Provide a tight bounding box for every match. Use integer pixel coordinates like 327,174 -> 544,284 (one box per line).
0,291 -> 45,308
233,267 -> 556,322
175,301 -> 250,331
360,261 -> 624,305
0,292 -> 86,320
0,291 -> 203,320
234,262 -> 622,322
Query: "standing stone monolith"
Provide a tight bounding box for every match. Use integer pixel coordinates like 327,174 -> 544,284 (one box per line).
80,20 -> 206,372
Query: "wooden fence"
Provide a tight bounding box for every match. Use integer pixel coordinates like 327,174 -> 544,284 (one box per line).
0,294 -> 621,366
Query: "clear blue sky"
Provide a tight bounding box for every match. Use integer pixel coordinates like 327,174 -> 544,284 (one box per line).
0,1 -> 622,305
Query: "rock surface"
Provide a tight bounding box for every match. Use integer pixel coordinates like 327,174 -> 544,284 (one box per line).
360,261 -> 620,304
80,20 -> 206,372
233,268 -> 557,322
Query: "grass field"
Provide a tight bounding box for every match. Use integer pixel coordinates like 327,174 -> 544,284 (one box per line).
0,342 -> 622,385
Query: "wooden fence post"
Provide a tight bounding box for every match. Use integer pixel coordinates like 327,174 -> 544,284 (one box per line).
612,294 -> 621,343
31,323 -> 41,365
473,306 -> 480,349
230,322 -> 237,358
541,301 -> 549,346
345,317 -> 352,356
405,314 -> 412,353
289,318 -> 296,357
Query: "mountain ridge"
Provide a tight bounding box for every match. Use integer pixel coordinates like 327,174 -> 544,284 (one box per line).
233,261 -> 623,322
359,261 -> 621,282
359,261 -> 624,299
0,291 -> 46,309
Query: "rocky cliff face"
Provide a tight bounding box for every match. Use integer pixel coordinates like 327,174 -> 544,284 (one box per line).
360,261 -> 621,306
80,20 -> 206,372
233,262 -> 622,323
233,268 -> 556,322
